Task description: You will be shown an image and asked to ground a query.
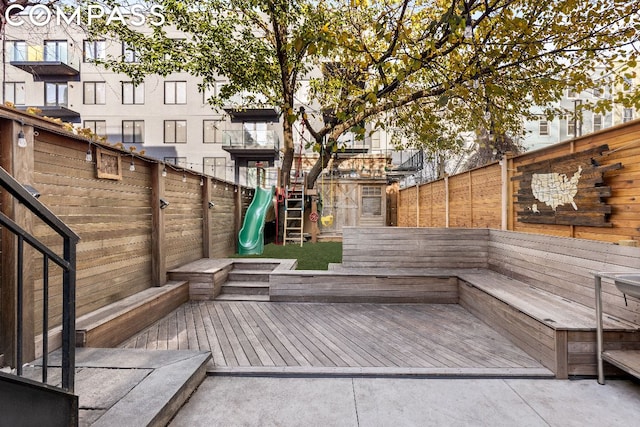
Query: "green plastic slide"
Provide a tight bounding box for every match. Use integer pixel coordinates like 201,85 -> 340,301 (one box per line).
238,186 -> 275,255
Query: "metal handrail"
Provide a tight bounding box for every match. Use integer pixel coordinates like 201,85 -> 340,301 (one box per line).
0,166 -> 79,393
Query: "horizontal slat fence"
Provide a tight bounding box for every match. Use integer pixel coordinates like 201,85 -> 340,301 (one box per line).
398,119 -> 640,244
0,111 -> 252,352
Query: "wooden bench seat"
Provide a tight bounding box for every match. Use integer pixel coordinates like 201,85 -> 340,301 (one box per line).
458,270 -> 636,331
75,281 -> 189,348
340,227 -> 640,378
270,270 -> 459,304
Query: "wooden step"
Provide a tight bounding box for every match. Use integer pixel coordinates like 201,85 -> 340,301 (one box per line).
227,270 -> 271,282
221,281 -> 270,295
215,294 -> 270,302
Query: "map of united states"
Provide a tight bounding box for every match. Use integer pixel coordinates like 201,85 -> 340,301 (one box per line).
531,166 -> 582,211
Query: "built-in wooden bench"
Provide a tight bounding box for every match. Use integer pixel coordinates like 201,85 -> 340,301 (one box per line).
336,227 -> 640,378
270,270 -> 459,303
75,281 -> 189,348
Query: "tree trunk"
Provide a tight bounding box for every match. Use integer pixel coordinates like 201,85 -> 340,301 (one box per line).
307,141 -> 332,189
280,117 -> 294,186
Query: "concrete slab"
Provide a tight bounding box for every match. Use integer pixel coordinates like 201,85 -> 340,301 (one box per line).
27,348 -> 211,427
169,377 -> 358,426
504,379 -> 640,427
75,367 -> 152,409
92,351 -> 211,427
170,377 -> 640,427
354,378 -> 546,426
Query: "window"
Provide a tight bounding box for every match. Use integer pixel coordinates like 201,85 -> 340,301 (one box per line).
123,42 -> 140,63
593,87 -> 603,98
361,186 -> 382,216
4,82 -> 25,105
44,40 -> 68,62
83,82 -> 106,104
202,85 -> 216,104
204,157 -> 226,180
84,120 -> 106,137
567,118 -> 576,136
623,108 -> 634,123
5,40 -> 27,61
122,120 -> 144,143
203,120 -> 218,143
45,82 -> 67,106
122,82 -> 144,104
164,120 -> 187,143
567,88 -> 578,98
539,117 -> 549,136
593,114 -> 603,132
164,81 -> 187,104
243,122 -> 269,146
83,40 -> 106,62
623,77 -> 633,92
164,157 -> 187,167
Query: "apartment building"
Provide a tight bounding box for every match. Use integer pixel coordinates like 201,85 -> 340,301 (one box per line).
2,18 -> 407,187
521,71 -> 637,151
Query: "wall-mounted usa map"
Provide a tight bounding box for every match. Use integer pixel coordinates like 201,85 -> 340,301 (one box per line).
513,145 -> 622,227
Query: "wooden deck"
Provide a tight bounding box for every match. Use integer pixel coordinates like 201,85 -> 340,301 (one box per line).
119,301 -> 553,377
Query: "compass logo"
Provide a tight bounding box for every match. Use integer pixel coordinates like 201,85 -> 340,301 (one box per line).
5,4 -> 166,28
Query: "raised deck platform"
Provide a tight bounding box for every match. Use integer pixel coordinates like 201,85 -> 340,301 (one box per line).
120,301 -> 553,378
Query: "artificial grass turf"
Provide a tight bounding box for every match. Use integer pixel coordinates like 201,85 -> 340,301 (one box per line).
234,241 -> 342,270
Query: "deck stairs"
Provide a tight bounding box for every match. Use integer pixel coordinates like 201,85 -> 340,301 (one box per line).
216,262 -> 273,302
283,180 -> 305,247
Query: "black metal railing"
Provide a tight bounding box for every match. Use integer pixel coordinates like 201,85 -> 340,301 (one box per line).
0,166 -> 79,392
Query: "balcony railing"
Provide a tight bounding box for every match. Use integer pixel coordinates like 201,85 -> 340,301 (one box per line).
222,130 -> 279,150
10,44 -> 80,82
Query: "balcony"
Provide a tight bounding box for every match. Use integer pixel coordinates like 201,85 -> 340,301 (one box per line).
221,92 -> 280,122
10,45 -> 80,82
221,130 -> 280,165
14,106 -> 81,123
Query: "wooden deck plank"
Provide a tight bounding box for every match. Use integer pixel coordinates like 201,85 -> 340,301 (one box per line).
197,302 -> 227,366
166,309 -> 178,350
214,303 -> 253,366
227,302 -> 277,366
261,303 -> 339,366
156,312 -> 168,351
176,305 -> 189,350
275,304 -> 348,366
311,304 -> 398,367
246,304 -> 308,366
184,302 -> 200,350
366,304 -> 472,368
404,304 -> 535,368
120,301 -> 549,376
286,304 -> 376,367
319,303 -> 432,367
251,303 -> 323,366
235,303 -> 291,366
203,302 -> 237,366
191,302 -> 212,352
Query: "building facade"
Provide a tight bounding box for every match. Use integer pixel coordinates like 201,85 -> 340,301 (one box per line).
522,70 -> 638,151
2,18 -> 407,188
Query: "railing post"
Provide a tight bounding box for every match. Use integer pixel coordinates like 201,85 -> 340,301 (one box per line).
202,177 -> 212,258
444,175 -> 450,228
151,163 -> 167,286
61,237 -> 76,393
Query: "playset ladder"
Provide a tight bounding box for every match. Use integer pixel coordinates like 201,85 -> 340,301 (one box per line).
283,182 -> 304,247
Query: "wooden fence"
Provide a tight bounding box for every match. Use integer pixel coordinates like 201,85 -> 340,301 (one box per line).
398,119 -> 640,244
1,107 -> 252,357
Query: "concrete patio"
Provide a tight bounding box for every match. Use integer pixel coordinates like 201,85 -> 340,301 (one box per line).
170,376 -> 640,426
